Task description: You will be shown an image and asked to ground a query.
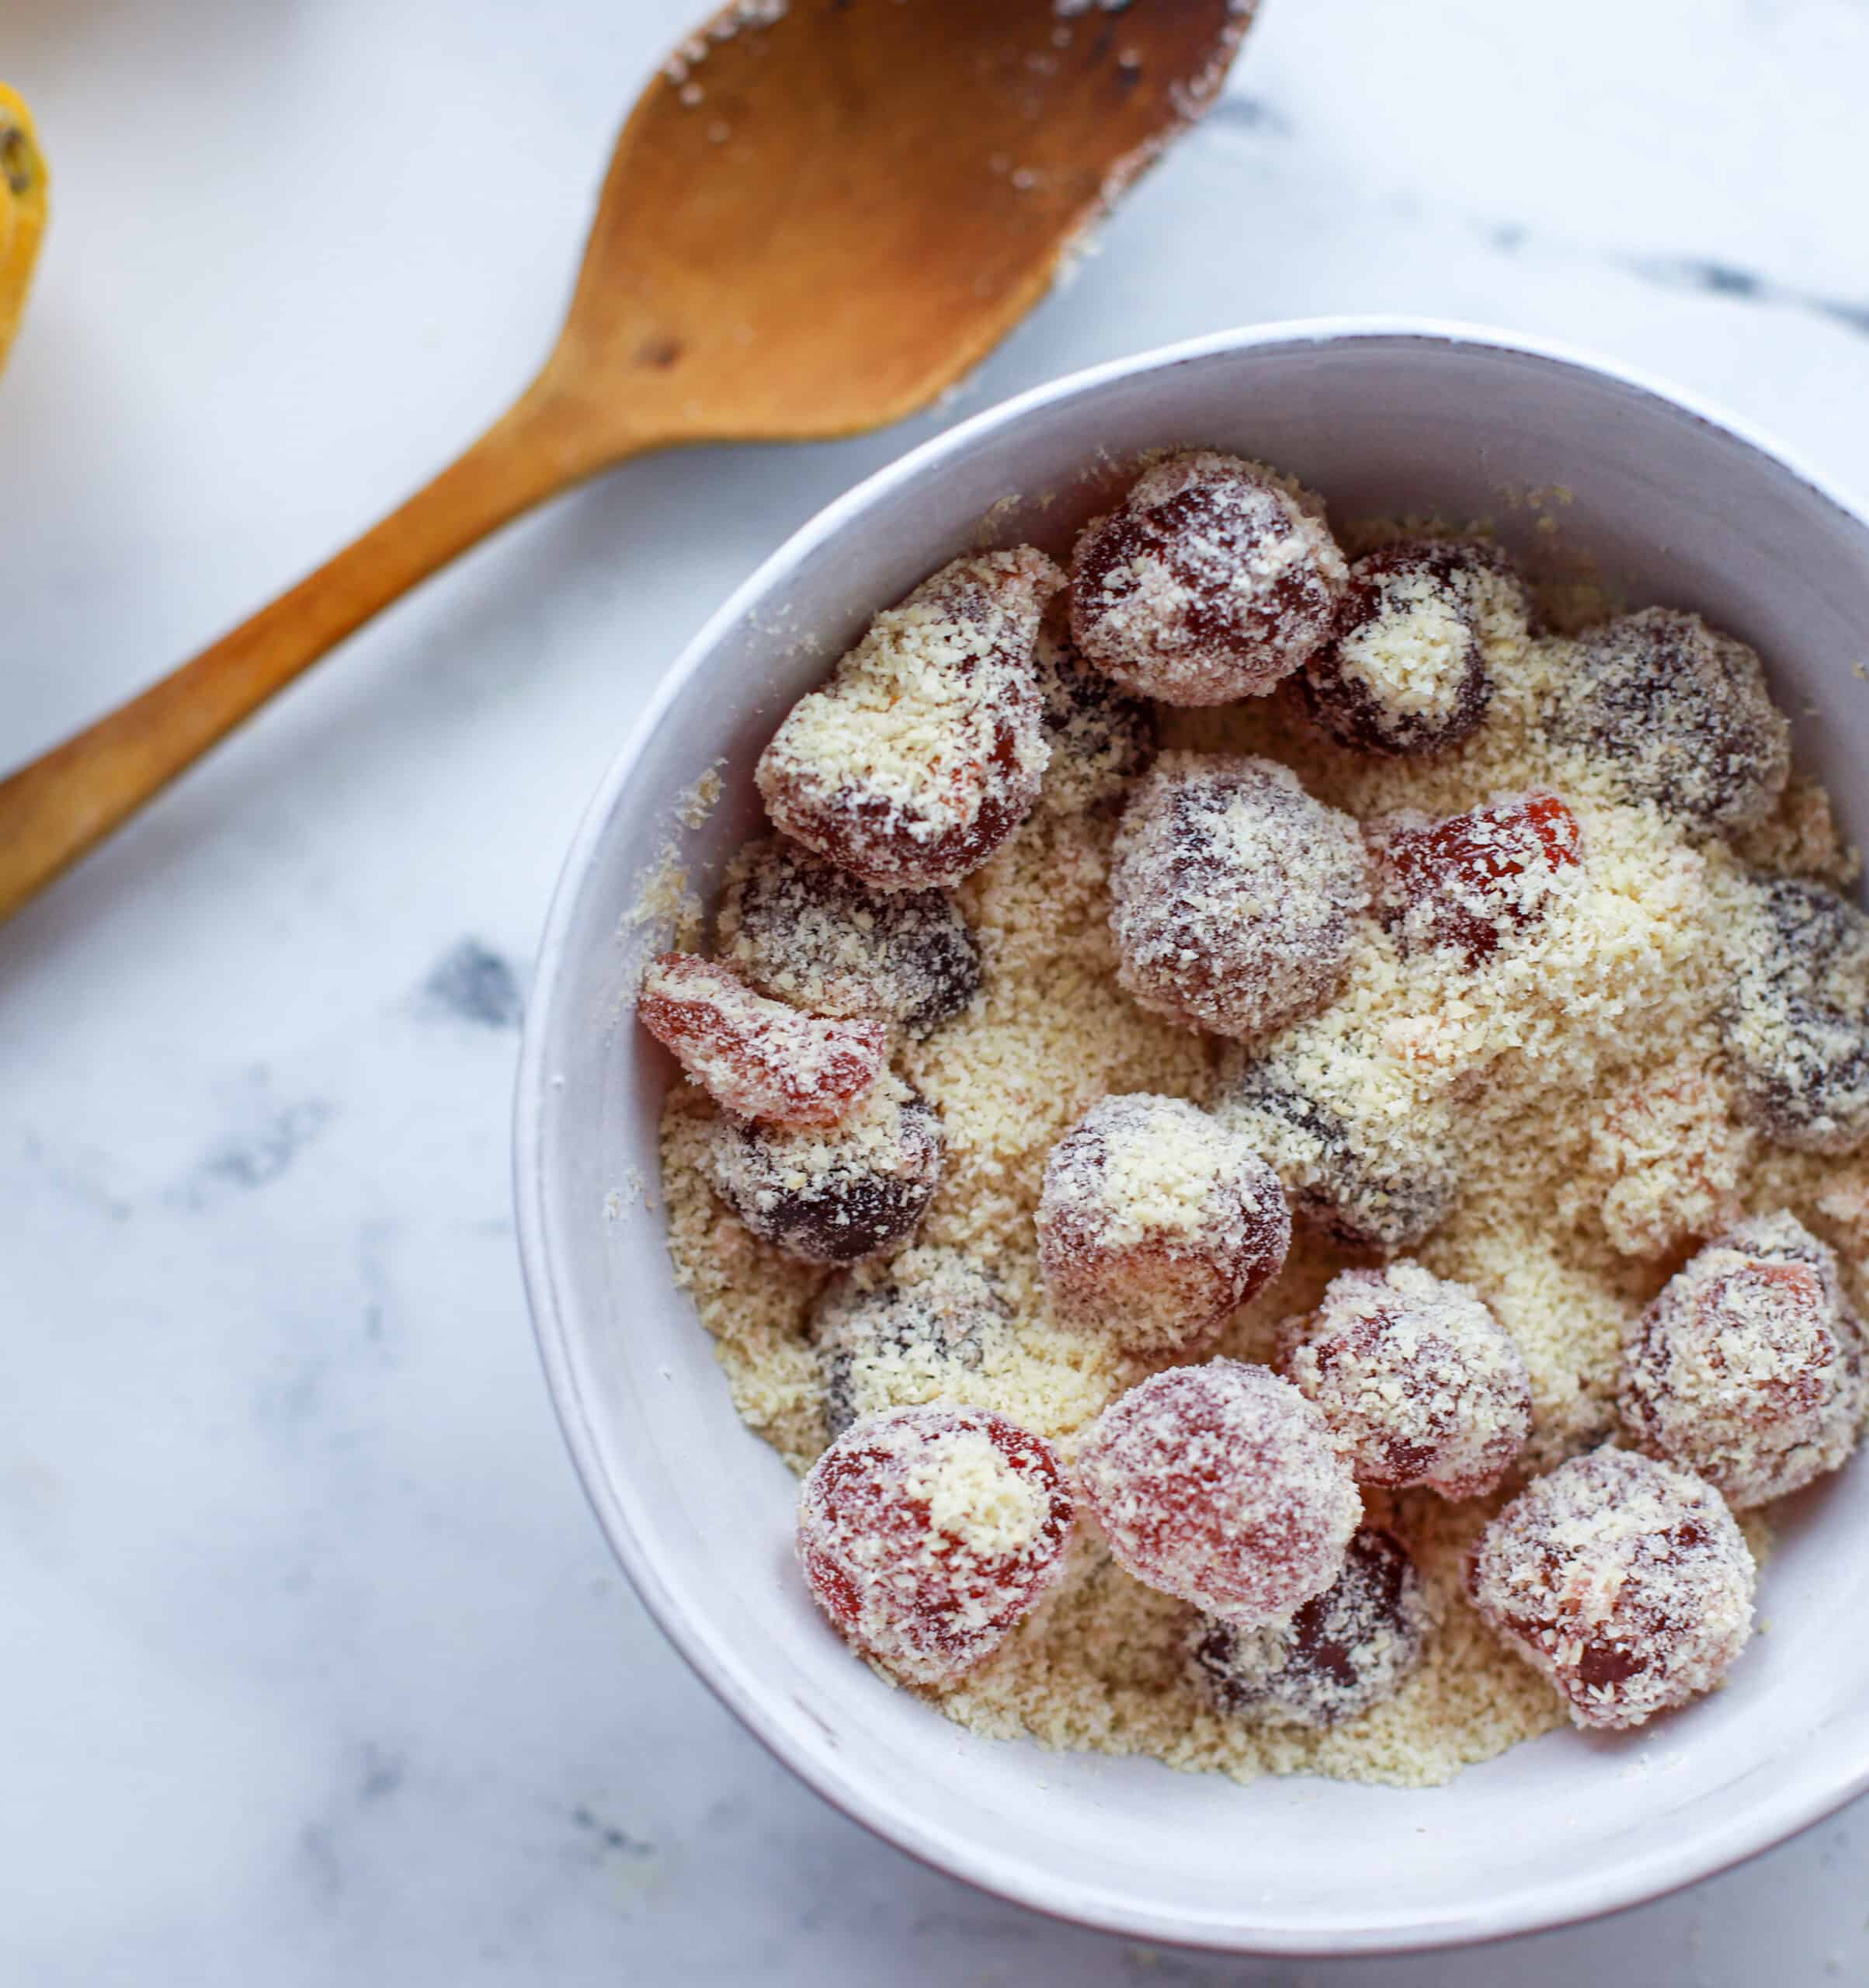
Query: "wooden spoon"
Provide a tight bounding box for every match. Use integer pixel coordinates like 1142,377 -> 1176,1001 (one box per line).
0,0 -> 1250,921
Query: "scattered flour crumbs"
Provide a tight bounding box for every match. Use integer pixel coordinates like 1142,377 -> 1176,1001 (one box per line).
655,541 -> 1868,1791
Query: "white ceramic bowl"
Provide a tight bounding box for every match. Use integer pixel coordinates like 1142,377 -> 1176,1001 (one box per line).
515,320 -> 1869,1955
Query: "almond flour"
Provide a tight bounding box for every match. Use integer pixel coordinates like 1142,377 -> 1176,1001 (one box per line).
655,511 -> 1869,1788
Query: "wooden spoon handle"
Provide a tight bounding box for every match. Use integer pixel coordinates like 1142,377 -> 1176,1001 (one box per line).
0,379 -> 623,921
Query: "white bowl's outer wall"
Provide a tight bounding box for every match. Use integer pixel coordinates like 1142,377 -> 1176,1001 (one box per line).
516,324 -> 1869,1955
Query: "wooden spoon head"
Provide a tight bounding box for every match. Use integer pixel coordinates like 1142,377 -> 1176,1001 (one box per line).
544,0 -> 1255,458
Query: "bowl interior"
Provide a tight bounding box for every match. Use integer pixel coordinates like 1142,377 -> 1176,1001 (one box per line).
517,327 -> 1869,1953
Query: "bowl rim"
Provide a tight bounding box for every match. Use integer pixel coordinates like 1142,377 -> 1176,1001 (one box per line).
513,315 -> 1869,1957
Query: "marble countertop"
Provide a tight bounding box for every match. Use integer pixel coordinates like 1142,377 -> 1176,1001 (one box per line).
5,0 -> 1868,1980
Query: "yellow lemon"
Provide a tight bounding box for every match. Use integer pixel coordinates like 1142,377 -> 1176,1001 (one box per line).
0,85 -> 48,375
